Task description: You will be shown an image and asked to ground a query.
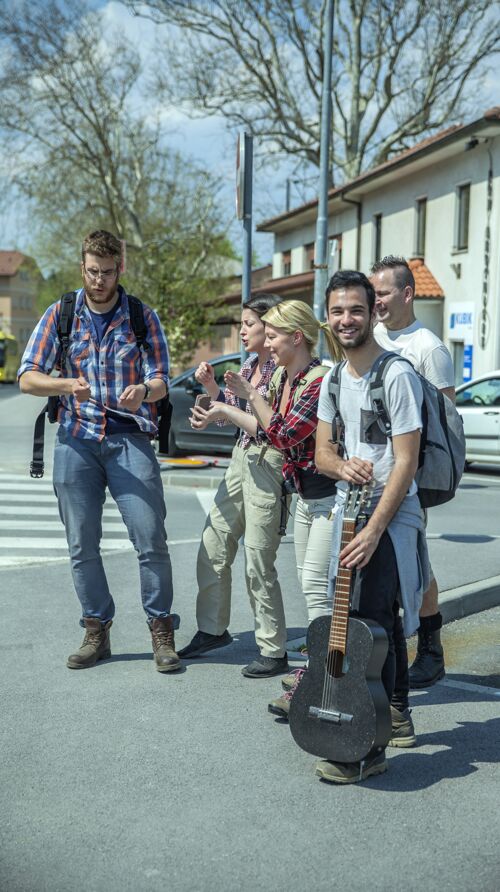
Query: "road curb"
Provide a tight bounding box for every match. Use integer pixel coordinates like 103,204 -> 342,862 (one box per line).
440,574 -> 500,624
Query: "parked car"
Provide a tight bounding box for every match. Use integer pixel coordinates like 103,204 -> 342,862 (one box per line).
455,371 -> 500,466
164,353 -> 242,456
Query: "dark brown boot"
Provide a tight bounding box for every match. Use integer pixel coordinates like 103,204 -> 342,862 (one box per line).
150,617 -> 181,672
67,618 -> 112,669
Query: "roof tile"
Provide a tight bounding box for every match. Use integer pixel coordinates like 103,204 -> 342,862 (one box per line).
409,257 -> 444,299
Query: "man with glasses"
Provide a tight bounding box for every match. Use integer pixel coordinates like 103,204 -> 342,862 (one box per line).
18,230 -> 181,673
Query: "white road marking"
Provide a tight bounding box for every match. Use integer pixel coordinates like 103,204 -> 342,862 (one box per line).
437,678 -> 500,697
196,489 -> 217,515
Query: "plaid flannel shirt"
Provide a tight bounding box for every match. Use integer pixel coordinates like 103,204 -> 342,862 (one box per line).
262,359 -> 325,491
216,354 -> 275,449
18,287 -> 169,441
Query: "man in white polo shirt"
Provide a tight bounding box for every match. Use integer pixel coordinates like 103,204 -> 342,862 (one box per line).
371,255 -> 455,690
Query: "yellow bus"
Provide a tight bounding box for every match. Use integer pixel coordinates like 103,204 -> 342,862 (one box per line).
0,331 -> 19,383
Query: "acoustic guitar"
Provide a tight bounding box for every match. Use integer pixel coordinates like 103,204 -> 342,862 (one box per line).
289,483 -> 391,763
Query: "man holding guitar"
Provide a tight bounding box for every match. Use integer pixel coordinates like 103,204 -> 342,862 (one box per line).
311,270 -> 429,783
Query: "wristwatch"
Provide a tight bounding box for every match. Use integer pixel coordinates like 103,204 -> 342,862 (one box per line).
142,382 -> 151,400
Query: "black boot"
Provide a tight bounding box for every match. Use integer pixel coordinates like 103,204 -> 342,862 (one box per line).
409,614 -> 445,689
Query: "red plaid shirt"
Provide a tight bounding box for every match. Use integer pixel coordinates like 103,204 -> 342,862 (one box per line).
262,359 -> 328,492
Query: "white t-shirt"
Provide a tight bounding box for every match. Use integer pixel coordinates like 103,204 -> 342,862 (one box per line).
318,360 -> 423,497
374,320 -> 454,389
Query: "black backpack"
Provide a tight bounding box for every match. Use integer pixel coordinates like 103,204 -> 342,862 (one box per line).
30,292 -> 172,478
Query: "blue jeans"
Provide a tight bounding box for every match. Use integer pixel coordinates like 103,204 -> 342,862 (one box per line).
53,428 -> 174,625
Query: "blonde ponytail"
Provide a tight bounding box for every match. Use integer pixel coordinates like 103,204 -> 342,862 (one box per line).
320,321 -> 343,363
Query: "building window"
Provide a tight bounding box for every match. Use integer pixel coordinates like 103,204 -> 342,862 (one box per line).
305,243 -> 315,270
416,198 -> 427,257
328,234 -> 343,272
282,250 -> 291,276
456,184 -> 470,251
373,214 -> 382,262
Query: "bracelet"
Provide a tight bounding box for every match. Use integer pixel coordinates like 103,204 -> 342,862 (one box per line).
142,382 -> 151,400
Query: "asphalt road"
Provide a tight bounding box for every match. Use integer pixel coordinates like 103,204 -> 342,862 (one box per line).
0,478 -> 499,892
1,389 -> 499,892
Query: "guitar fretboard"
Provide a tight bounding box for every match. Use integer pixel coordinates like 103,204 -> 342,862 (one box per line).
328,518 -> 356,653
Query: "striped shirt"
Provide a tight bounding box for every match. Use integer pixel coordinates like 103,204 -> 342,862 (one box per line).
18,287 -> 169,441
216,354 -> 275,449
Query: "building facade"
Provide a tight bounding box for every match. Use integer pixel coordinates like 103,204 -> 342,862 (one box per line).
255,107 -> 500,384
0,251 -> 41,352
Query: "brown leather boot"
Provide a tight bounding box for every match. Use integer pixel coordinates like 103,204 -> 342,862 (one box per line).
67,618 -> 112,669
150,617 -> 181,672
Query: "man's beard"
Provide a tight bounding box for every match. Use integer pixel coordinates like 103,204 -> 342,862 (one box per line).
338,323 -> 371,349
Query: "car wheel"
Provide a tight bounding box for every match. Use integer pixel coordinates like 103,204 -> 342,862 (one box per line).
166,428 -> 182,457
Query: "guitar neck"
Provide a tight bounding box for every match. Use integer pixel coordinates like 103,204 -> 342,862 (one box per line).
328,518 -> 356,654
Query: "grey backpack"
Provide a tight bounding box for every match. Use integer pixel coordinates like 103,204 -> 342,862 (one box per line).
328,351 -> 466,509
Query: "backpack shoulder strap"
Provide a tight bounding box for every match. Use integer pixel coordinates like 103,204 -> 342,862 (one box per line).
292,363 -> 331,405
327,360 -> 347,448
327,359 -> 347,410
369,351 -> 415,437
127,294 -> 150,352
58,292 -> 77,365
268,366 -> 285,406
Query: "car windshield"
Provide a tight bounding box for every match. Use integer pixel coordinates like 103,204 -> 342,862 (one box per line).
456,378 -> 500,406
213,359 -> 240,388
0,343 -> 5,366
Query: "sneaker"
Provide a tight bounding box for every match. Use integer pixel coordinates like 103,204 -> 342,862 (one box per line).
177,629 -> 233,658
241,654 -> 288,678
315,750 -> 387,784
268,667 -> 307,717
388,705 -> 416,748
281,667 -> 305,691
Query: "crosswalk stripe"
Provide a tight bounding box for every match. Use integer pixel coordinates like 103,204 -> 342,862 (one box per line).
0,520 -> 128,532
0,537 -> 131,550
0,482 -> 56,491
0,505 -> 119,516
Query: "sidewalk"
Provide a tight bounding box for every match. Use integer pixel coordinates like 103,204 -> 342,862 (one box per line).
159,463 -> 500,632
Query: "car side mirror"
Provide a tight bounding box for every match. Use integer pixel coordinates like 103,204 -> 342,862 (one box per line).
185,375 -> 202,395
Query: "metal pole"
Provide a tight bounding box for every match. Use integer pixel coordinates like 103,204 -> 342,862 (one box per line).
312,0 -> 334,358
241,132 -> 253,364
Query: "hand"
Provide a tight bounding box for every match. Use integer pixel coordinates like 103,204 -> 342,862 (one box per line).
340,523 -> 381,570
118,384 -> 146,413
190,403 -> 226,430
341,456 -> 373,485
224,371 -> 252,399
195,362 -> 216,387
71,376 -> 91,403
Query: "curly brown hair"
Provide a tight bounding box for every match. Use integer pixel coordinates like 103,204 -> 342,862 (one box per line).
81,230 -> 122,266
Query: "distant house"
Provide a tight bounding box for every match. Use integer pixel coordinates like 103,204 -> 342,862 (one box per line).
253,106 -> 500,385
0,251 -> 41,351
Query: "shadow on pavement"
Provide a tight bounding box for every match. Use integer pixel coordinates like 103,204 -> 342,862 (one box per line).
375,717 -> 500,792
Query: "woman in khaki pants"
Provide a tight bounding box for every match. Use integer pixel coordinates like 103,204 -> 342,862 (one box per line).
179,293 -> 290,678
190,300 -> 342,695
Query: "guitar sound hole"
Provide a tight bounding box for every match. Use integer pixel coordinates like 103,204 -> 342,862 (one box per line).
325,650 -> 344,678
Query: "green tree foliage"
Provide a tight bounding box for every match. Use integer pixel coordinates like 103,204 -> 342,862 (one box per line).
0,0 -> 236,365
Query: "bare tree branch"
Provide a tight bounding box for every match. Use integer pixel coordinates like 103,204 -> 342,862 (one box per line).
128,0 -> 500,180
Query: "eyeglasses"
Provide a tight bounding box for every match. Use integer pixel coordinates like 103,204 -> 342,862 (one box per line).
84,266 -> 118,282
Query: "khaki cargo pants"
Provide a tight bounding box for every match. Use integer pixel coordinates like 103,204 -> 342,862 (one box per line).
196,442 -> 287,657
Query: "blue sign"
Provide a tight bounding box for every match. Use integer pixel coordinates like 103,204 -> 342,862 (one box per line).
463,344 -> 473,382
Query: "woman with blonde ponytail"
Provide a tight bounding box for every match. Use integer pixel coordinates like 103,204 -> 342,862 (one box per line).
191,300 -> 343,705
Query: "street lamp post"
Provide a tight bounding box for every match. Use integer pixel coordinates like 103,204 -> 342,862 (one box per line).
312,0 -> 335,358
236,130 -> 253,364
